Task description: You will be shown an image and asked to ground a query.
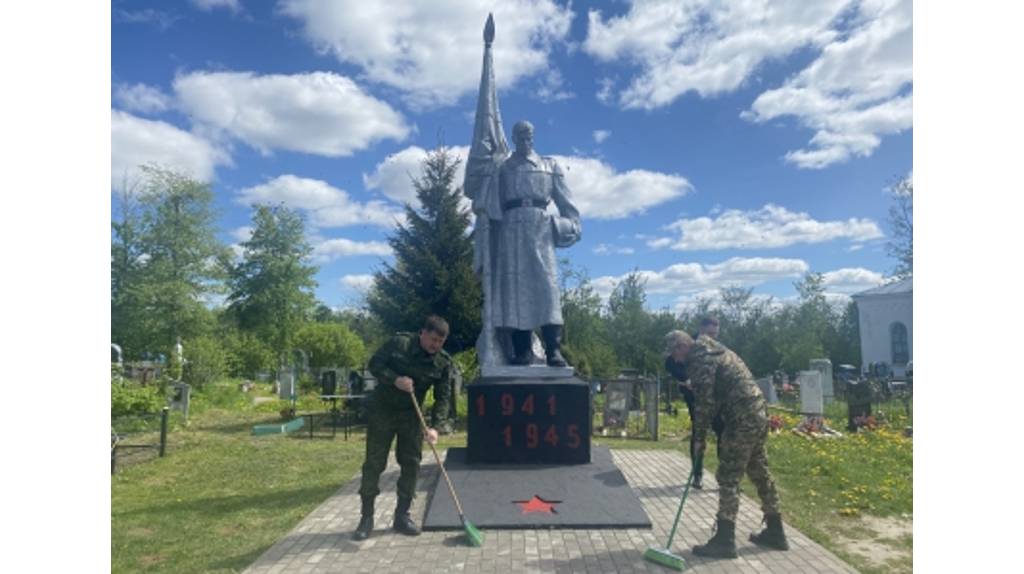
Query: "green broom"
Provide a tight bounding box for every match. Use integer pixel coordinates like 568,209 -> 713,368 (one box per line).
643,465 -> 696,571
410,392 -> 484,547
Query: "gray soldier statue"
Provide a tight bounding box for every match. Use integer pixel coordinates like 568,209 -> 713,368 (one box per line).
464,14 -> 581,372
496,121 -> 581,367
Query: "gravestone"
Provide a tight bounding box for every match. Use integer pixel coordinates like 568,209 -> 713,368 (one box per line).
170,382 -> 191,422
277,368 -> 296,401
320,369 -> 339,396
602,381 -> 630,435
756,376 -> 778,404
600,377 -> 659,439
846,379 -> 873,431
797,370 -> 823,415
809,358 -> 834,402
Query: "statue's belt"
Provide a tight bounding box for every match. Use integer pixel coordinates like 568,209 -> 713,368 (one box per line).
502,199 -> 550,211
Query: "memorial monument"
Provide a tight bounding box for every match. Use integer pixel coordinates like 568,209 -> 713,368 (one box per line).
464,14 -> 581,378
461,13 -> 590,466
421,15 -> 649,532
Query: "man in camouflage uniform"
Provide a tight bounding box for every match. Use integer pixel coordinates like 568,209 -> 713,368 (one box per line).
664,316 -> 724,490
664,330 -> 789,558
352,315 -> 454,541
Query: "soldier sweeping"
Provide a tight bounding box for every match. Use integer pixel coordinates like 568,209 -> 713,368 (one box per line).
352,315 -> 454,541
664,330 -> 789,558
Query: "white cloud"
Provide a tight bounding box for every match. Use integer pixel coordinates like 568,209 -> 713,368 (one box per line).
173,71 -> 409,157
365,145 -> 690,220
596,77 -> 616,104
535,69 -> 574,103
651,204 -> 883,250
821,267 -> 887,294
364,146 -> 471,206
229,226 -> 253,242
670,289 -> 783,315
237,175 -> 404,229
593,129 -> 611,144
279,0 -> 573,107
591,257 -> 809,301
741,0 -> 912,168
584,0 -> 851,109
593,243 -> 635,255
114,83 -> 173,115
113,9 -> 181,30
111,110 -> 231,191
312,238 -> 392,262
340,274 -> 375,291
585,0 -> 911,168
226,226 -> 253,261
190,0 -> 241,12
553,155 -> 692,220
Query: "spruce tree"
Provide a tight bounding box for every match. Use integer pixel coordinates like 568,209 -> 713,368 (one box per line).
368,147 -> 481,352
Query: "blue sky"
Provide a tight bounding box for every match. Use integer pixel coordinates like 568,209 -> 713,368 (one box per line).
111,0 -> 912,313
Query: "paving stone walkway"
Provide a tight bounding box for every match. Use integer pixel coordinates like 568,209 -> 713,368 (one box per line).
243,449 -> 857,573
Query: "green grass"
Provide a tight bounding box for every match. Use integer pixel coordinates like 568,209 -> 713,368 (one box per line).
112,382 -> 912,573
112,380 -> 372,574
597,395 -> 913,574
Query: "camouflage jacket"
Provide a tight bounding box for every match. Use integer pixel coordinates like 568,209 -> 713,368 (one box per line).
367,332 -> 453,428
686,335 -> 765,442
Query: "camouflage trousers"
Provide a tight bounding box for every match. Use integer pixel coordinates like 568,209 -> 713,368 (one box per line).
358,406 -> 424,501
715,407 -> 781,522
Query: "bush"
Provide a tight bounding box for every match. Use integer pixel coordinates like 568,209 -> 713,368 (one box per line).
112,377 -> 164,417
297,373 -> 318,394
293,323 -> 367,369
222,331 -> 277,379
452,348 -> 479,382
183,335 -> 228,389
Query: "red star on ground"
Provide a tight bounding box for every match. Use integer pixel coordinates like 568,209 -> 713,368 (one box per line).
514,495 -> 560,514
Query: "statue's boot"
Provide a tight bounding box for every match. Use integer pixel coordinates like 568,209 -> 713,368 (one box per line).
541,325 -> 568,367
511,330 -> 533,365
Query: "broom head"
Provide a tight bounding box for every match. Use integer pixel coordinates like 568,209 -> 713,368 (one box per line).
643,545 -> 686,571
463,518 -> 484,547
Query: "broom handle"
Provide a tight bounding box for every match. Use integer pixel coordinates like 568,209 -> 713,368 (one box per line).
410,391 -> 467,518
666,465 -> 696,547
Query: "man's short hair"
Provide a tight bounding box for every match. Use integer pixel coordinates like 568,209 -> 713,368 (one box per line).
512,120 -> 534,137
422,315 -> 450,337
664,330 -> 694,355
700,316 -> 720,328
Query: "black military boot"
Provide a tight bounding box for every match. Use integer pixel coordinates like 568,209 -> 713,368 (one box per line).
351,496 -> 374,541
691,448 -> 705,489
750,513 -> 789,550
693,519 -> 738,559
511,330 -> 533,365
541,325 -> 568,367
392,496 -> 420,536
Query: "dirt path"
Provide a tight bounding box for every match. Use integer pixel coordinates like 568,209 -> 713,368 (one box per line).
831,514 -> 913,573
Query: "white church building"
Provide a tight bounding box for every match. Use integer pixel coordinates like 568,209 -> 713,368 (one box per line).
851,277 -> 912,377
